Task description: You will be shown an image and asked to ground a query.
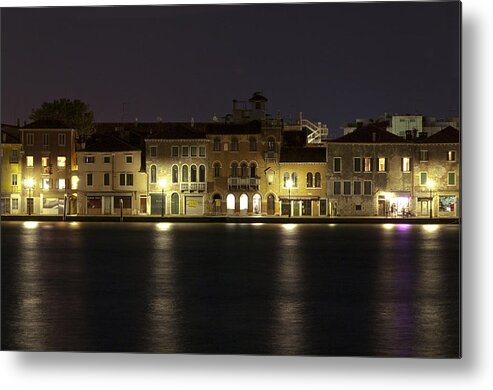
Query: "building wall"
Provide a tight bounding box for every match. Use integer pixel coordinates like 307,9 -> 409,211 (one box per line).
1,143 -> 22,214
77,150 -> 146,215
20,128 -> 77,215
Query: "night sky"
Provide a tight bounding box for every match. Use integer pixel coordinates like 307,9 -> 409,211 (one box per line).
1,1 -> 460,135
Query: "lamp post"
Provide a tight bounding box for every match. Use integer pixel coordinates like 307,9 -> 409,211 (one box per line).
426,180 -> 434,218
286,178 -> 293,218
25,178 -> 34,216
159,178 -> 167,217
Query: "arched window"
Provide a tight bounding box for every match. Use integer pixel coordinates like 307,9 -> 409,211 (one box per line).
191,165 -> 197,182
306,172 -> 313,188
172,165 -> 178,183
291,172 -> 298,187
253,193 -> 261,214
241,162 -> 248,178
182,165 -> 189,182
171,193 -> 179,214
213,137 -> 221,151
267,137 -> 275,151
239,194 -> 248,213
249,137 -> 257,151
315,172 -> 321,187
231,137 -> 239,152
213,162 -> 221,178
199,165 -> 206,182
150,164 -> 157,184
283,172 -> 290,187
250,162 -> 257,178
226,193 -> 235,213
231,162 -> 238,177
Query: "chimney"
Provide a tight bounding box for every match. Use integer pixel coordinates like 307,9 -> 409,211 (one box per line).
412,128 -> 418,139
372,132 -> 377,142
405,130 -> 413,140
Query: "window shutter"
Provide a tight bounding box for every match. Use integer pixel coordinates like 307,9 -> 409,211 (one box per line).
385,158 -> 389,172
400,157 -> 403,171
409,158 -> 413,171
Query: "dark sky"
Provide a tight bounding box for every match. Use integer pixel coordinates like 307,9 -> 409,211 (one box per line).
1,1 -> 460,134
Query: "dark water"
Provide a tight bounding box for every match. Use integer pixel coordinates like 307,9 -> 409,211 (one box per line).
1,221 -> 460,357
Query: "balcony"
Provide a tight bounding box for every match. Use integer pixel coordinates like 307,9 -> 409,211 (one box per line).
181,182 -> 207,193
228,177 -> 259,191
264,151 -> 278,163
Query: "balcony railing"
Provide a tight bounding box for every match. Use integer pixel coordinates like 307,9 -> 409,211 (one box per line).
264,151 -> 278,162
228,177 -> 259,191
181,182 -> 207,193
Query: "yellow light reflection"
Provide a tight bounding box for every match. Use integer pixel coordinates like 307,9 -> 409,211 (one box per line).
383,223 -> 394,230
23,221 -> 39,229
69,222 -> 80,229
251,223 -> 264,226
282,224 -> 297,231
423,225 -> 439,232
156,222 -> 171,231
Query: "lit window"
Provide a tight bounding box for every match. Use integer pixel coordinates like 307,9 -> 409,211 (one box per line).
26,156 -> 34,167
126,155 -> 133,164
71,176 -> 79,190
448,172 -> 456,186
42,157 -> 49,167
364,157 -> 372,172
42,178 -> 50,190
402,157 -> 411,172
57,156 -> 66,167
420,172 -> 428,185
333,157 -> 342,173
84,156 -> 95,164
291,172 -> 298,187
378,158 -> 386,172
58,133 -> 66,146
447,150 -> 456,161
58,178 -> 66,189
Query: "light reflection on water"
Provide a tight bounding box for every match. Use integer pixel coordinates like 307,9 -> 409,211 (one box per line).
2,222 -> 459,356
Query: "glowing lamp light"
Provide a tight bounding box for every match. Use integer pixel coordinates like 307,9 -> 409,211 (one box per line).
25,178 -> 34,188
286,179 -> 293,189
426,180 -> 435,189
159,178 -> 167,189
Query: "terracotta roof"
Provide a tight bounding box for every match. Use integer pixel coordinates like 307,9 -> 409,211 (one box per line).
22,120 -> 70,129
280,146 -> 326,163
329,123 -> 408,143
418,126 -> 460,143
83,134 -> 141,152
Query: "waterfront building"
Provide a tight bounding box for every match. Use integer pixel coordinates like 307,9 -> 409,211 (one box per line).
76,134 -> 147,215
1,125 -> 22,214
145,124 -> 209,215
327,124 -> 459,217
19,120 -> 77,215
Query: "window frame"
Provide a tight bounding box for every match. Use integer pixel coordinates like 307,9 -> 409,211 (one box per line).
448,171 -> 456,186
333,157 -> 342,173
58,133 -> 66,146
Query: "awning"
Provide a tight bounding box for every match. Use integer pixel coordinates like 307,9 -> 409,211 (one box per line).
417,197 -> 433,201
279,196 -> 320,201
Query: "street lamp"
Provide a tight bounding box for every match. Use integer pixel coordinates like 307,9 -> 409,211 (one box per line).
426,180 -> 434,218
25,178 -> 34,216
286,178 -> 293,218
159,178 -> 167,217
